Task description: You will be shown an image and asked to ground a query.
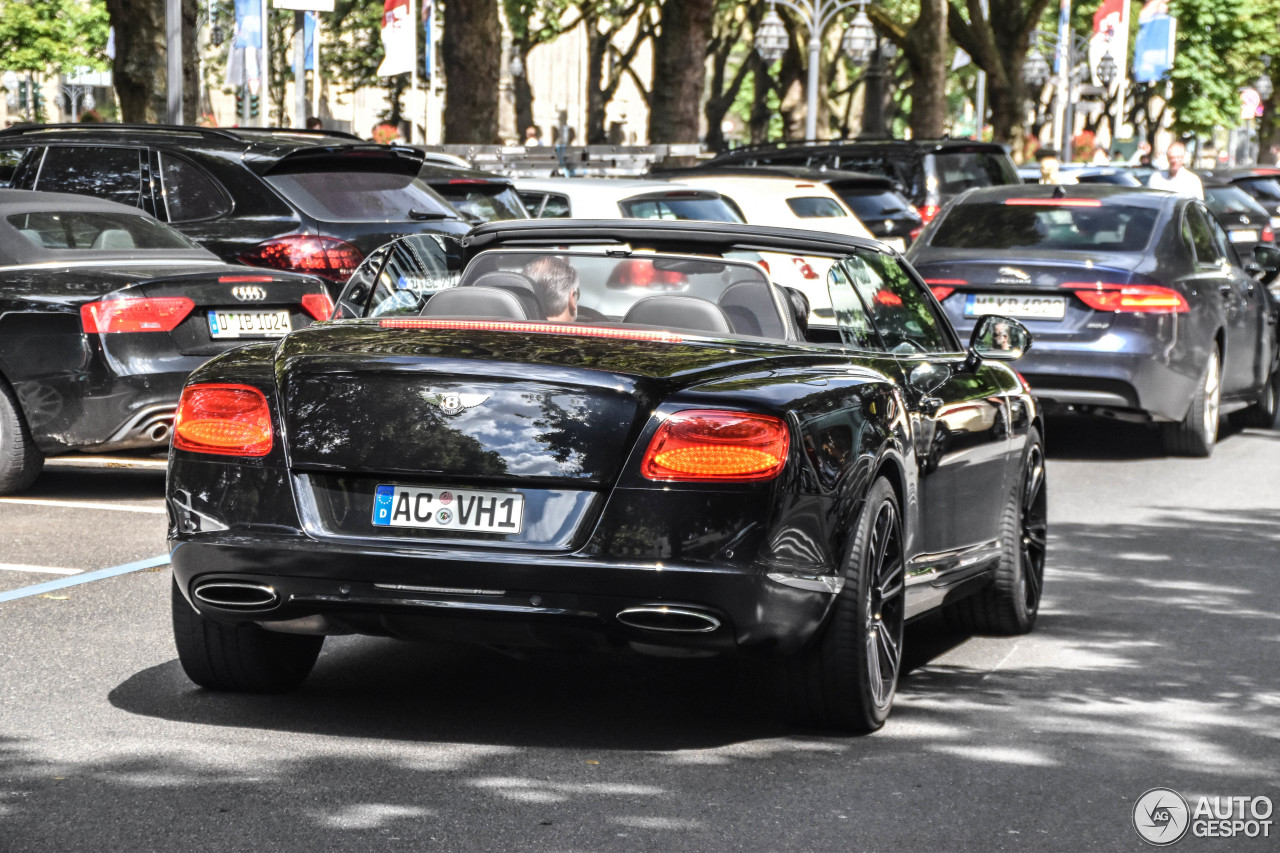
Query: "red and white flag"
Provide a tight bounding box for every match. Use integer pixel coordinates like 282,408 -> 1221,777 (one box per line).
1090,0 -> 1129,88
377,0 -> 415,77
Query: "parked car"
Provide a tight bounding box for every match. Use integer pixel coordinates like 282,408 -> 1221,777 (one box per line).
704,139 -> 1021,225
1200,174 -> 1276,259
0,124 -> 471,290
907,184 -> 1280,455
1017,163 -> 1144,186
515,177 -> 744,221
1199,166 -> 1280,231
0,189 -> 332,493
166,218 -> 1046,734
651,173 -> 874,239
414,161 -> 529,223
653,165 -> 922,250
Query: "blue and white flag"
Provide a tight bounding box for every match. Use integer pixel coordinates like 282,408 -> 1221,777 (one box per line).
304,11 -> 317,72
422,0 -> 434,81
1133,0 -> 1176,83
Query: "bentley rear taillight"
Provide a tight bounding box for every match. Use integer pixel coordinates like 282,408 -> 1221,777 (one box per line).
641,410 -> 789,482
173,384 -> 273,457
80,297 -> 194,333
241,235 -> 363,284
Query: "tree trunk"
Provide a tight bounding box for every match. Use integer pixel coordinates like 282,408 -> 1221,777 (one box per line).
649,0 -> 714,144
906,0 -> 947,139
442,0 -> 500,144
105,0 -> 200,124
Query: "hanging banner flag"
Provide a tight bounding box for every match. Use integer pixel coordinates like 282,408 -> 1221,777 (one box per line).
422,0 -> 434,81
304,10 -> 317,71
377,0 -> 415,77
1133,0 -> 1177,83
234,0 -> 263,49
228,0 -> 263,92
1089,0 -> 1128,87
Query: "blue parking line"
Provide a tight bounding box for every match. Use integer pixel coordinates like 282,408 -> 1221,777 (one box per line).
0,554 -> 169,603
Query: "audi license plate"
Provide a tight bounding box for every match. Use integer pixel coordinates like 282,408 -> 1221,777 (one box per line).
1229,229 -> 1259,243
373,485 -> 524,534
208,310 -> 292,339
965,294 -> 1066,320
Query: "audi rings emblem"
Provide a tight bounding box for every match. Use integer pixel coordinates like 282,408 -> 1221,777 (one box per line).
232,285 -> 268,301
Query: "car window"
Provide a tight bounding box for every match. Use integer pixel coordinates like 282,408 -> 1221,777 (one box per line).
1237,177 -> 1280,202
33,146 -> 145,208
927,201 -> 1159,252
829,153 -> 921,201
618,193 -> 744,222
365,234 -> 464,317
1204,185 -> 1267,217
826,262 -> 879,349
837,188 -> 913,220
264,170 -> 457,222
787,196 -> 847,218
1186,205 -> 1225,265
7,210 -> 202,251
838,253 -> 953,353
157,152 -> 232,222
436,185 -> 527,222
0,147 -> 25,186
933,151 -> 1020,196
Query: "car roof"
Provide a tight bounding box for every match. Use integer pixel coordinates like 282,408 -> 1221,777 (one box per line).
953,183 -> 1180,209
651,164 -> 897,189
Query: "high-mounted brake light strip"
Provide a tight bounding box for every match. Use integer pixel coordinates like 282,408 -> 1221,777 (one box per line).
379,318 -> 685,342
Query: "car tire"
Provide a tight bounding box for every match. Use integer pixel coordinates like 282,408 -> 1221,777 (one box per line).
1233,365 -> 1280,429
781,477 -> 905,733
946,427 -> 1048,635
1164,348 -> 1220,457
171,578 -> 323,692
0,379 -> 43,495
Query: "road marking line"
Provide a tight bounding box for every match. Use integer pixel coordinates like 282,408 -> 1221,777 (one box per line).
0,563 -> 82,576
0,555 -> 169,603
0,497 -> 165,514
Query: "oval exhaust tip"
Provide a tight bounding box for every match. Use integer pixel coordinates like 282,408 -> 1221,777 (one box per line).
194,582 -> 280,610
616,606 -> 721,633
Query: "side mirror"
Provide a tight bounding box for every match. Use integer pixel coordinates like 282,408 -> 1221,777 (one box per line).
1253,245 -> 1280,285
966,315 -> 1031,369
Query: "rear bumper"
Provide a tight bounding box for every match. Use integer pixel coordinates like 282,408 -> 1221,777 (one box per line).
20,369 -> 193,453
169,534 -> 834,658
1017,342 -> 1198,422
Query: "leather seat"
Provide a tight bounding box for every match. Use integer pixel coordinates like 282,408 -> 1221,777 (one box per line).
621,295 -> 734,335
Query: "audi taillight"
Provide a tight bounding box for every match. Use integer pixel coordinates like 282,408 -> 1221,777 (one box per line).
173,384 -> 273,457
1062,282 -> 1189,313
301,293 -> 334,321
241,235 -> 364,284
641,410 -> 790,482
80,297 -> 194,333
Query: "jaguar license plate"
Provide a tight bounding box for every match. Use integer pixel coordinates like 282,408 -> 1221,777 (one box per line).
965,293 -> 1066,320
372,484 -> 524,534
208,310 -> 292,339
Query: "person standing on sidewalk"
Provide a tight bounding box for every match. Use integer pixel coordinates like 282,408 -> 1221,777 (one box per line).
1147,141 -> 1204,198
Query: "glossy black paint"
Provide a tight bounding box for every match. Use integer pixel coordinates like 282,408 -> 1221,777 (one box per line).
0,190 -> 328,460
0,124 -> 471,287
908,184 -> 1277,422
168,220 -> 1038,661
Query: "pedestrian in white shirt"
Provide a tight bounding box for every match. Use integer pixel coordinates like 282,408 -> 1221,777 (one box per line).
1147,142 -> 1204,199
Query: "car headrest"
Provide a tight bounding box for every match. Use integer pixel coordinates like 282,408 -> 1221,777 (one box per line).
718,280 -> 787,339
466,270 -> 544,319
91,229 -> 136,250
621,295 -> 734,335
420,286 -> 540,320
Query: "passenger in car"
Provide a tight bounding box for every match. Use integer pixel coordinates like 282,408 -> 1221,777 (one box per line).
523,256 -> 580,322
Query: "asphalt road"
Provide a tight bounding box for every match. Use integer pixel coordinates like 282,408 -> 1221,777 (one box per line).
1,420 -> 1277,852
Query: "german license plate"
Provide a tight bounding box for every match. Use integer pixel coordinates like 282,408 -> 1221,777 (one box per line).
372,484 -> 524,533
1228,229 -> 1258,243
208,310 -> 292,338
965,293 -> 1066,320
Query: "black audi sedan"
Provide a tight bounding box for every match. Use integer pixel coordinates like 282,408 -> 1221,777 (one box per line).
1201,174 -> 1275,258
907,184 -> 1280,455
167,218 -> 1046,733
0,124 -> 471,290
0,189 -> 331,493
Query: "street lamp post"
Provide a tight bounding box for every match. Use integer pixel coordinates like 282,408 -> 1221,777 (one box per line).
844,17 -> 894,138
1023,30 -> 1093,162
754,0 -> 875,140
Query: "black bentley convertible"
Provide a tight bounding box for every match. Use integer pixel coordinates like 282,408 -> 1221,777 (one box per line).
167,219 -> 1046,733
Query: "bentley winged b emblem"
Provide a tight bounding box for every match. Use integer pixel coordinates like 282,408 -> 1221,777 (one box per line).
422,390 -> 490,416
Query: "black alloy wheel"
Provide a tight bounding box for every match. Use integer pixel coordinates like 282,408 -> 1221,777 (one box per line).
0,379 -> 43,495
172,579 -> 324,692
949,427 -> 1047,635
783,477 -> 906,733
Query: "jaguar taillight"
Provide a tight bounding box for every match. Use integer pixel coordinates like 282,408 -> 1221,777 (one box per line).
641,410 -> 790,482
80,297 -> 195,333
173,384 -> 273,457
1062,281 -> 1189,313
241,235 -> 364,284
